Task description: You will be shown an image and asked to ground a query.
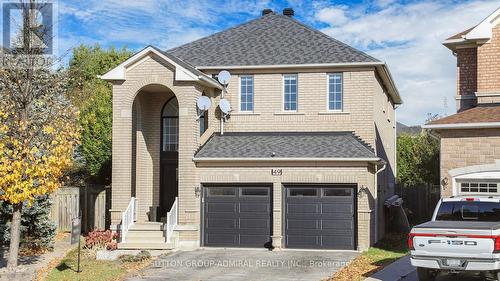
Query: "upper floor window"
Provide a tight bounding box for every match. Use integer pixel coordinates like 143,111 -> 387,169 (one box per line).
283,74 -> 297,111
240,76 -> 254,112
162,97 -> 179,152
328,73 -> 343,111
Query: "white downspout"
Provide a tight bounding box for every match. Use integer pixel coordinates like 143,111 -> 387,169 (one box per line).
374,161 -> 387,244
220,87 -> 226,135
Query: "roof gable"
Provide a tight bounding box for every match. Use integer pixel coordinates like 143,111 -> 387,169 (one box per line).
443,7 -> 500,49
99,46 -> 222,89
167,13 -> 378,67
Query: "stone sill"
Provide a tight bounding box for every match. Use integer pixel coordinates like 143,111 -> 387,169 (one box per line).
318,111 -> 350,115
273,112 -> 305,116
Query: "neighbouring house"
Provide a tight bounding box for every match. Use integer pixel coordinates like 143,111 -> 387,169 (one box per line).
100,8 -> 401,251
423,7 -> 500,197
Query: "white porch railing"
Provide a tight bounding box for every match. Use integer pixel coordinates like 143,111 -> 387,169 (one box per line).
121,197 -> 137,243
166,197 -> 178,243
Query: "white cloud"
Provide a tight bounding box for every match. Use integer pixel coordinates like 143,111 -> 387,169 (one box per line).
314,0 -> 499,125
315,6 -> 349,26
58,0 -> 272,53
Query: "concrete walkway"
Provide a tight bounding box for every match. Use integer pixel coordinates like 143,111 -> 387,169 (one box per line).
128,248 -> 358,281
0,234 -> 75,281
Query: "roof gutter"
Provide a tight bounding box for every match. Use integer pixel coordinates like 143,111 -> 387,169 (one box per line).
199,75 -> 223,90
422,122 -> 500,130
193,157 -> 382,163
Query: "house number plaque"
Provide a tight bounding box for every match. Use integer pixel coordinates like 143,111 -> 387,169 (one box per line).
271,169 -> 282,176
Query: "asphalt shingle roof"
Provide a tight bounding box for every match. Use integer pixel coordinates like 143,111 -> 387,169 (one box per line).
194,132 -> 376,159
429,104 -> 500,125
167,13 -> 379,67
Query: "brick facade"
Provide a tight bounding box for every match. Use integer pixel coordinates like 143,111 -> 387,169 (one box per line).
456,48 -> 477,96
439,129 -> 500,197
477,25 -> 500,93
109,52 -> 397,250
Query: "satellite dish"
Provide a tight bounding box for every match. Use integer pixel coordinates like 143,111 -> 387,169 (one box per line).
196,96 -> 212,111
219,99 -> 232,114
217,70 -> 231,85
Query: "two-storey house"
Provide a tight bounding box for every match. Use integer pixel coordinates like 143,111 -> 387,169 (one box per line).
424,7 -> 500,197
101,8 -> 401,251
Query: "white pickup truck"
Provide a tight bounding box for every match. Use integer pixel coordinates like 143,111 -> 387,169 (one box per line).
409,196 -> 500,281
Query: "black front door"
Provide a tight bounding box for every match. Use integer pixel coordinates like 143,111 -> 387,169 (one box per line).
159,97 -> 179,220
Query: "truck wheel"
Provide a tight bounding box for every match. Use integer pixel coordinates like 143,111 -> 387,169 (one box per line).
496,270 -> 500,281
417,267 -> 436,281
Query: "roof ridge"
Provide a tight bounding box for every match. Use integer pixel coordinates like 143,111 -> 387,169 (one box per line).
283,15 -> 379,62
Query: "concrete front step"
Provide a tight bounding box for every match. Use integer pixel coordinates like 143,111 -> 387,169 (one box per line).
129,222 -> 164,231
127,230 -> 165,238
117,242 -> 174,250
125,236 -> 166,243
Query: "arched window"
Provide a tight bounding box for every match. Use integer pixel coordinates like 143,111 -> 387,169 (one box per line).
161,97 -> 179,151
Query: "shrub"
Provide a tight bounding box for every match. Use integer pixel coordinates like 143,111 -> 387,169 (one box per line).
0,195 -> 56,250
84,229 -> 117,251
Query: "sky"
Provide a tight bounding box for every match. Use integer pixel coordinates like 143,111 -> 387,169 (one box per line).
56,0 -> 500,125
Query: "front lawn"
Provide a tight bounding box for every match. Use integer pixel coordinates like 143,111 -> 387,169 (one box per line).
45,248 -> 152,281
327,233 -> 409,281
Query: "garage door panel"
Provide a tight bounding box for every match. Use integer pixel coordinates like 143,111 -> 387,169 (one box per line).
205,233 -> 237,245
286,219 -> 319,230
206,202 -> 236,213
204,186 -> 271,248
322,203 -> 354,214
206,218 -> 237,229
287,235 -> 319,247
322,219 -> 353,231
239,202 -> 269,213
287,203 -> 318,214
239,218 -> 269,229
240,235 -> 270,246
285,185 -> 356,250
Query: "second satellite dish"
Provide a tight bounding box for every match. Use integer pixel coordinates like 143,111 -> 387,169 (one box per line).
219,99 -> 232,114
196,96 -> 212,111
218,70 -> 231,85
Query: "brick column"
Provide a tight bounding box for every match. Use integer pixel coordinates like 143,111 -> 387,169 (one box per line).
271,180 -> 283,249
110,101 -> 133,227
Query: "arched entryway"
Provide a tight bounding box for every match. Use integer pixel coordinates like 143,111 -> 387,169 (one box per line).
159,97 -> 179,220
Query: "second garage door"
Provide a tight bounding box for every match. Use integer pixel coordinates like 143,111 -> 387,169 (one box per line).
285,185 -> 356,250
203,186 -> 272,248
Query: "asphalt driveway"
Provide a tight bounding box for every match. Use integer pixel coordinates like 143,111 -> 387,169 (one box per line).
128,248 -> 358,281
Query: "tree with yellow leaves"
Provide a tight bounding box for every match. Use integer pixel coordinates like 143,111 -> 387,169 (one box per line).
0,0 -> 79,268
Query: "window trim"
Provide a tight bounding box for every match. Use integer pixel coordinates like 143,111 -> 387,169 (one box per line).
239,75 -> 254,112
282,74 -> 298,112
327,73 -> 343,112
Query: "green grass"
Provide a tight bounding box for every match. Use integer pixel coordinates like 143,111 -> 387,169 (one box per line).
46,248 -> 126,281
364,233 -> 409,267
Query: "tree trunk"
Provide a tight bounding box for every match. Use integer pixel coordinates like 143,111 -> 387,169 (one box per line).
7,203 -> 22,269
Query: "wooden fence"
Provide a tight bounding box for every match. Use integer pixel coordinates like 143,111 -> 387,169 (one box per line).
49,185 -> 110,232
395,183 -> 441,225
